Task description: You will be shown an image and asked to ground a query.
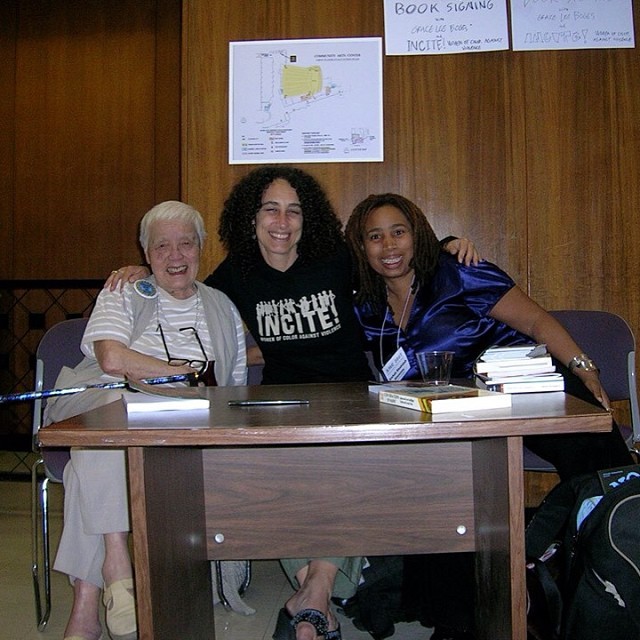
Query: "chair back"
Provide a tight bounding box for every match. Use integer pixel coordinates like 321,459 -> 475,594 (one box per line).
549,310 -> 639,443
32,317 -> 89,480
244,331 -> 264,385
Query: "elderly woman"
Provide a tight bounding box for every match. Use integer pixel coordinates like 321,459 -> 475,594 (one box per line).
48,201 -> 246,640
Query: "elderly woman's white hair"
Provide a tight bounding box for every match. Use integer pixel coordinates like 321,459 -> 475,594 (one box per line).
139,201 -> 207,252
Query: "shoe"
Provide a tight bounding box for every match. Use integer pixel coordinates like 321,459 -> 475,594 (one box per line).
103,578 -> 137,640
273,607 -> 341,639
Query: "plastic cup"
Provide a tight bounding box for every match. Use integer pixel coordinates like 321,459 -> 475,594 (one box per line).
416,350 -> 454,385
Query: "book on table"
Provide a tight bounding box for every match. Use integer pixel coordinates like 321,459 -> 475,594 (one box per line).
378,383 -> 512,414
474,344 -> 550,370
474,344 -> 564,394
476,372 -> 565,394
122,380 -> 210,413
368,380 -> 433,394
476,344 -> 548,361
473,356 -> 555,376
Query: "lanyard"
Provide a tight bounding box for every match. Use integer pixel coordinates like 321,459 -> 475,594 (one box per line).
379,275 -> 416,368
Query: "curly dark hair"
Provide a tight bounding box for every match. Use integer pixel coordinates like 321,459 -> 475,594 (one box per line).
345,193 -> 441,309
218,166 -> 345,277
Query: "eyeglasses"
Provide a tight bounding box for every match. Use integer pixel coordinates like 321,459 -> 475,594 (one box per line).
158,324 -> 208,374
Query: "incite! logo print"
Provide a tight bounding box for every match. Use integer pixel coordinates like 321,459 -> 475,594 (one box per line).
256,290 -> 341,342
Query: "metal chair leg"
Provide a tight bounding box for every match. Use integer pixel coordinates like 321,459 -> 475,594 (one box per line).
214,560 -> 231,609
239,560 -> 251,595
214,560 -> 252,608
31,458 -> 52,630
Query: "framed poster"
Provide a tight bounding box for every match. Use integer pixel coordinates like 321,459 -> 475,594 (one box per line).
229,37 -> 383,164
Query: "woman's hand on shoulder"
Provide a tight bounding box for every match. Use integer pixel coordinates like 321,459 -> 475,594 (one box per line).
105,265 -> 150,291
443,238 -> 481,266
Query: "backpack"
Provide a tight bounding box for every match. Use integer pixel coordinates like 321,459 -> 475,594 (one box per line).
525,465 -> 640,640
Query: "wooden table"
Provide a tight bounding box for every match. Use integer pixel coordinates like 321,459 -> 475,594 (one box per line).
39,383 -> 611,640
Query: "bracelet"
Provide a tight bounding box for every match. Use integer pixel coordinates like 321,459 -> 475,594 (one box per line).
568,353 -> 598,373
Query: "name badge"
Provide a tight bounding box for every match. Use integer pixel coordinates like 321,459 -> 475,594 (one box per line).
133,279 -> 158,299
382,347 -> 411,381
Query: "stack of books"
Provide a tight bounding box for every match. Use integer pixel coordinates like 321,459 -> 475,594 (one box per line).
474,344 -> 565,394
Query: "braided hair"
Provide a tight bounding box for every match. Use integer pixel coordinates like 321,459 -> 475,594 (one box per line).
345,193 -> 441,310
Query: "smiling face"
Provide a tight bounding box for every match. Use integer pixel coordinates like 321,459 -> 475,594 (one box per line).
145,219 -> 200,299
363,204 -> 415,285
254,178 -> 303,271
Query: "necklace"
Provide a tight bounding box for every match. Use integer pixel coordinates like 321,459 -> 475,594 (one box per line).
379,274 -> 416,368
155,287 -> 201,331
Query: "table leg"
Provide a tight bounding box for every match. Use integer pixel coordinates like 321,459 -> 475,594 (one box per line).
472,436 -> 526,640
128,447 -> 214,640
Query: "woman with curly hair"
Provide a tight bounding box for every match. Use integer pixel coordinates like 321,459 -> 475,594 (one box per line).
207,165 -> 373,386
209,167 -> 373,640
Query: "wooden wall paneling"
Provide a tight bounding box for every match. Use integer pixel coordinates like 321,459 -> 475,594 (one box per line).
184,0 -> 638,375
375,51 -> 527,283
14,0 -> 154,278
522,41 -> 640,358
503,52 -> 529,288
153,0 -> 182,205
323,50 -> 528,283
183,0 -> 527,284
607,46 -> 640,338
524,50 -> 616,310
183,0 -> 387,274
0,1 -> 17,279
182,0 -> 232,276
12,0 -> 180,279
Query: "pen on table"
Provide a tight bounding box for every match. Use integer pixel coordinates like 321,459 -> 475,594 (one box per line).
228,399 -> 310,407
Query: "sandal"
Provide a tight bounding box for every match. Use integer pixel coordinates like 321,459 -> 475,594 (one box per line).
103,578 -> 137,640
273,607 -> 341,640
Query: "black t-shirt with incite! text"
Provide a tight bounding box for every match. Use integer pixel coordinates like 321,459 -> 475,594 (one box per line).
205,245 -> 371,385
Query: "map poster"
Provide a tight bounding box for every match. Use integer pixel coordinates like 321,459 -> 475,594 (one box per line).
510,0 -> 635,51
229,37 -> 383,165
383,0 -> 510,55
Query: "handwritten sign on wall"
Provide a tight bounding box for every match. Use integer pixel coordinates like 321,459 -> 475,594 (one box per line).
510,0 -> 635,51
383,0 -> 510,55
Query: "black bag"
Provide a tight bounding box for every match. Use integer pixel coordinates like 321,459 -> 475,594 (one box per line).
336,552 -> 475,639
334,555 -> 406,640
525,466 -> 640,640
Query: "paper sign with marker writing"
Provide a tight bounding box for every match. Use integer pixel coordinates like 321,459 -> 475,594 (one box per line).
510,0 -> 635,51
383,0 -> 510,56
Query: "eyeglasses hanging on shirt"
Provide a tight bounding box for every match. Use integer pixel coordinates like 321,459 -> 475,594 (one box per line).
158,324 -> 217,386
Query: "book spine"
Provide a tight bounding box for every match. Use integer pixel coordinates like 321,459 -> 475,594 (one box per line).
474,357 -> 553,374
378,391 -> 424,412
487,381 -> 565,394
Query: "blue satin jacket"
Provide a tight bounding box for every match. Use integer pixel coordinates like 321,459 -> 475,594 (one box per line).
354,254 -> 533,380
